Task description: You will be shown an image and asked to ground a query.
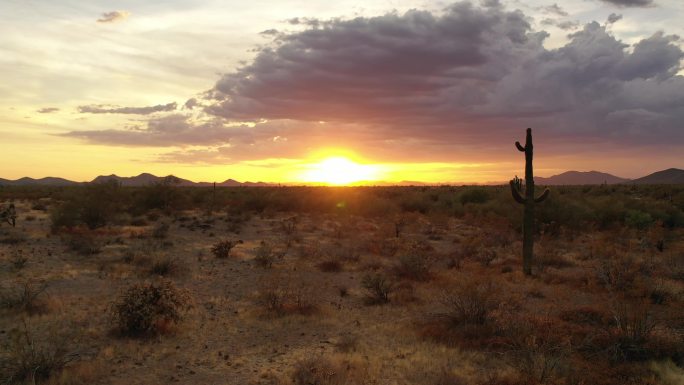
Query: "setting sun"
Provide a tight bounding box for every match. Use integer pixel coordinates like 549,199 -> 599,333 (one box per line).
299,156 -> 382,185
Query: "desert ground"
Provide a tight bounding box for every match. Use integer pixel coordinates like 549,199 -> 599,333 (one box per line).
1,183 -> 683,384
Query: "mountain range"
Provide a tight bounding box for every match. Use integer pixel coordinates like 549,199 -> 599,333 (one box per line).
0,173 -> 270,187
0,168 -> 683,186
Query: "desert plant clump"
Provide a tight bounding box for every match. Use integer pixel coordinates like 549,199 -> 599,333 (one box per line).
0,321 -> 78,384
254,241 -> 285,268
0,280 -> 49,315
257,273 -> 317,316
147,255 -> 181,277
151,222 -> 170,239
63,231 -> 102,256
440,279 -> 501,327
210,239 -> 243,259
394,253 -> 431,281
361,273 -> 394,305
9,250 -> 28,270
109,280 -> 191,337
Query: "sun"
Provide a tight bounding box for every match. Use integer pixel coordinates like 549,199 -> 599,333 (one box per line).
299,156 -> 381,185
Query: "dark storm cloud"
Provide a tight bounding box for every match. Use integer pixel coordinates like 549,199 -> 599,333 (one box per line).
66,2 -> 684,162
97,11 -> 130,23
77,102 -> 177,115
606,13 -> 623,24
599,0 -> 654,7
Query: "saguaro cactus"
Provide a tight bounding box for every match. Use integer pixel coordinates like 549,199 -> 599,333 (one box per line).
510,128 -> 549,275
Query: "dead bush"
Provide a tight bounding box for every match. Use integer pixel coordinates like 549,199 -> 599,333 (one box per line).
64,231 -> 102,256
607,301 -> 657,362
257,273 -> 317,316
211,239 -> 243,259
109,280 -> 191,337
254,241 -> 286,268
490,316 -> 575,385
394,254 -> 431,281
361,273 -> 394,305
317,259 -> 343,273
151,222 -> 170,239
0,228 -> 27,245
0,321 -> 78,384
291,356 -> 368,385
0,280 -> 49,315
147,255 -> 181,277
440,279 -> 501,327
595,256 -> 640,292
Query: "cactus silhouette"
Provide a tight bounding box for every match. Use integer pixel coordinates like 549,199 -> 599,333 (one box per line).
510,128 -> 549,276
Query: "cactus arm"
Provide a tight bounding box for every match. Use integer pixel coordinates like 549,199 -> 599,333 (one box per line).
515,142 -> 526,152
535,188 -> 550,203
510,181 -> 526,204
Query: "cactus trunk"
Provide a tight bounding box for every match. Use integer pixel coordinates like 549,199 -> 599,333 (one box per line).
510,128 -> 549,276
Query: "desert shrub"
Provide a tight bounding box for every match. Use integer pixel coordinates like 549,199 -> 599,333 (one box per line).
254,241 -> 285,268
475,249 -> 497,267
0,322 -> 78,384
460,188 -> 489,205
361,273 -> 393,305
595,256 -> 640,292
131,176 -> 186,214
317,259 -> 343,272
291,356 -> 368,385
504,319 -> 572,385
49,200 -> 81,232
147,256 -> 181,277
440,280 -> 501,327
257,274 -> 317,316
559,306 -> 609,326
606,301 -> 657,362
9,250 -> 28,270
0,229 -> 27,245
64,232 -> 102,256
625,210 -> 654,230
211,239 -> 242,259
109,280 -> 191,337
151,222 -> 170,239
0,280 -> 49,314
394,254 -> 431,281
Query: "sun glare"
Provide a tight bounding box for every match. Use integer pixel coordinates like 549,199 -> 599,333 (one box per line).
299,156 -> 381,185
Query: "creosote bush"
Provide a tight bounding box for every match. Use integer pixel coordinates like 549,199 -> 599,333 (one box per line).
0,280 -> 49,315
0,321 -> 78,384
361,273 -> 394,305
211,239 -> 243,259
110,280 -> 191,337
440,279 -> 501,327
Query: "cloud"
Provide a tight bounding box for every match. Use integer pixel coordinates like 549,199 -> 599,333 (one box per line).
541,18 -> 579,30
598,0 -> 654,7
66,2 -> 684,163
542,4 -> 568,16
77,102 -> 177,115
97,11 -> 131,23
62,114 -> 233,147
37,107 -> 59,113
606,13 -> 623,24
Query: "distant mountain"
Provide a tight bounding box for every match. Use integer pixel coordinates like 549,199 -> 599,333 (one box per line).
0,177 -> 79,186
631,168 -> 684,185
534,171 -> 630,185
91,173 -> 181,186
91,173 -> 272,187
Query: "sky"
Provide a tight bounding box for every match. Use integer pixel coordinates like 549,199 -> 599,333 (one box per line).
1,0 -> 683,184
